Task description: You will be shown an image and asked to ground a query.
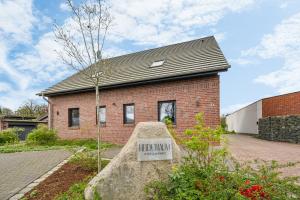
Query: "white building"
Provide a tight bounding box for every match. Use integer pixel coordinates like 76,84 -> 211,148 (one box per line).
226,100 -> 262,134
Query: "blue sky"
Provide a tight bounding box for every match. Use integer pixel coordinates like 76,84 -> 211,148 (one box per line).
0,0 -> 300,114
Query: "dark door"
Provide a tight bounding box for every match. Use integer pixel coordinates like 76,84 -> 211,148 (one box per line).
8,124 -> 36,140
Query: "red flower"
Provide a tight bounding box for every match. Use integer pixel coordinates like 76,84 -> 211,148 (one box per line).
251,185 -> 262,192
240,188 -> 252,198
260,191 -> 266,197
240,184 -> 267,199
219,176 -> 225,182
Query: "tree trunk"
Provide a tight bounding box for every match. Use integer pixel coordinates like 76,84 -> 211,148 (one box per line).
96,85 -> 101,172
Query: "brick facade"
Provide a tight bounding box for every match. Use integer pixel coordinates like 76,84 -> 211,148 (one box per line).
49,75 -> 220,144
262,91 -> 300,118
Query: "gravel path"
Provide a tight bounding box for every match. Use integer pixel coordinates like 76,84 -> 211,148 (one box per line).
0,150 -> 72,200
225,134 -> 300,177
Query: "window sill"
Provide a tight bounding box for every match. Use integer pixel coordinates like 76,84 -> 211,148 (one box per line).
96,123 -> 106,127
123,123 -> 135,127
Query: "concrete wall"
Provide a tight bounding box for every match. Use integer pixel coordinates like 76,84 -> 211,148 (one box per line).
226,100 -> 262,134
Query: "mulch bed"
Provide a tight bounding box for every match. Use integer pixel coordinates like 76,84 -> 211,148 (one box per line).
23,163 -> 95,200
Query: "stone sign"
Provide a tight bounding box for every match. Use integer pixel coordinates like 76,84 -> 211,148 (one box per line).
85,122 -> 181,200
137,138 -> 172,161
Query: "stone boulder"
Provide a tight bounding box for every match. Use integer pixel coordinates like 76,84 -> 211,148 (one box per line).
85,122 -> 181,200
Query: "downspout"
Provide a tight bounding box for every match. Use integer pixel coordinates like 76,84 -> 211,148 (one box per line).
42,93 -> 53,129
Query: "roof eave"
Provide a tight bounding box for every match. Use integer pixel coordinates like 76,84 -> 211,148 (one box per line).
38,68 -> 228,97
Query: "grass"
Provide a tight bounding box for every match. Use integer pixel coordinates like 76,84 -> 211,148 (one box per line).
0,143 -> 67,153
54,139 -> 115,150
0,139 -> 116,153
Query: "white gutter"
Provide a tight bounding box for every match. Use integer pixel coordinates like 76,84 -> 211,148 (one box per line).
42,93 -> 52,129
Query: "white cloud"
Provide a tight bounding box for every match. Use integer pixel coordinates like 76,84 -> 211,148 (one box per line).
0,41 -> 31,90
222,102 -> 252,115
0,88 -> 42,110
279,2 -> 288,9
244,12 -> 300,94
0,0 -> 36,43
59,2 -> 71,12
0,82 -> 11,92
13,32 -> 72,84
108,0 -> 254,45
229,58 -> 257,66
0,0 -> 65,110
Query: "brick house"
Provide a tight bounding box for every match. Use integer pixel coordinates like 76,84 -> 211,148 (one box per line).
40,36 -> 230,144
226,91 -> 300,134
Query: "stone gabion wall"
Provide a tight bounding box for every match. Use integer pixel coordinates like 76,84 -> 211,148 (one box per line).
258,115 -> 300,143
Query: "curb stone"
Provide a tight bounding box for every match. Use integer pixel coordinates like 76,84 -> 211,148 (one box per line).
9,148 -> 85,200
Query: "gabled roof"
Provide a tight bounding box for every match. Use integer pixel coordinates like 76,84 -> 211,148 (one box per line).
40,36 -> 230,96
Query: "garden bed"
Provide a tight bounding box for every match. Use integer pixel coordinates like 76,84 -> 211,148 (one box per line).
22,150 -> 110,200
22,162 -> 96,200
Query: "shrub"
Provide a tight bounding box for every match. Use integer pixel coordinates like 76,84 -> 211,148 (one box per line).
145,113 -> 300,200
0,128 -> 22,145
26,124 -> 58,145
70,151 -> 110,171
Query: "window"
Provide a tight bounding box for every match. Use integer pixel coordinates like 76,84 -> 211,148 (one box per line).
158,101 -> 176,124
123,104 -> 135,124
97,106 -> 106,124
150,60 -> 165,68
68,108 -> 79,127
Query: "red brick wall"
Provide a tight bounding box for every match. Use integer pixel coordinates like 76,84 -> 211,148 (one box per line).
0,120 -> 8,131
262,91 -> 300,117
49,75 -> 220,144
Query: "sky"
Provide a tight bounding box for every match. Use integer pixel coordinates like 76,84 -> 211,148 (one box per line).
0,0 -> 300,115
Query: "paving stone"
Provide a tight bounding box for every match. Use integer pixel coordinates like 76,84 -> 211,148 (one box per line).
225,134 -> 300,178
0,150 -> 72,200
9,193 -> 24,200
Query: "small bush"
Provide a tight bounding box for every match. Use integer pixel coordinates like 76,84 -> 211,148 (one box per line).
70,151 -> 110,171
145,113 -> 300,200
0,128 -> 22,145
26,124 -> 58,145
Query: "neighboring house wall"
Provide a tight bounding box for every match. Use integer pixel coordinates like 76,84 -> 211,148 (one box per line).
226,100 -> 262,134
50,75 -> 220,144
0,120 -> 8,131
262,91 -> 300,117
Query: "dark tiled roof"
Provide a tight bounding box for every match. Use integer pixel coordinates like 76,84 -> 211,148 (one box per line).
41,36 -> 229,96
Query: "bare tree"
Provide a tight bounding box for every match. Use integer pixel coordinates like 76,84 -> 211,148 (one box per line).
54,0 -> 112,172
16,99 -> 47,118
0,106 -> 13,116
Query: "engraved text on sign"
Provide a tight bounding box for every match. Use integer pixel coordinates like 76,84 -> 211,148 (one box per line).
137,138 -> 172,161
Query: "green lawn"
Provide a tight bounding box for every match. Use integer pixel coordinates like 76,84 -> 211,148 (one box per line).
0,139 -> 116,153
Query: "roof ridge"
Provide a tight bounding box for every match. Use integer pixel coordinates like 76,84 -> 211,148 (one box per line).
102,35 -> 215,61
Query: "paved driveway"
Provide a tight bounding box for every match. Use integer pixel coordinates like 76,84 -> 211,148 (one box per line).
225,134 -> 300,177
0,150 -> 72,200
